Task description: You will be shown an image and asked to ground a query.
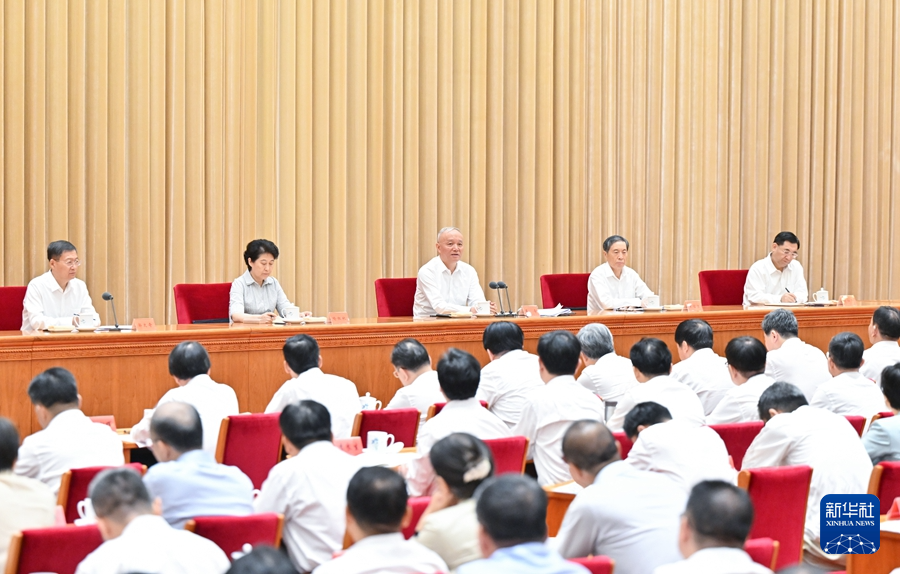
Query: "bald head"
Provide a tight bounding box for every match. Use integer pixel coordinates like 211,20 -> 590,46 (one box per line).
561,420 -> 619,475
150,401 -> 203,454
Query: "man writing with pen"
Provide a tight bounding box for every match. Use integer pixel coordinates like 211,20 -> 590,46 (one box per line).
742,231 -> 809,306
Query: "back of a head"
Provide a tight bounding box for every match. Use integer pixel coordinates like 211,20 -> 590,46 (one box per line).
227,546 -> 298,574
873,306 -> 900,341
629,338 -> 672,377
475,475 -> 547,547
390,338 -> 430,371
685,480 -> 754,549
280,400 -> 332,450
674,319 -> 713,350
537,330 -> 581,376
561,420 -> 619,473
89,467 -> 152,523
828,332 -> 865,370
27,367 -> 79,408
429,433 -> 495,500
347,466 -> 409,534
168,341 -> 211,380
724,337 -> 767,377
761,308 -> 798,338
283,334 -> 320,375
436,348 -> 481,400
577,323 -> 615,360
0,417 -> 20,472
47,240 -> 77,260
623,402 -> 672,441
482,322 -> 525,355
757,382 -> 808,422
881,365 -> 900,411
150,402 -> 204,453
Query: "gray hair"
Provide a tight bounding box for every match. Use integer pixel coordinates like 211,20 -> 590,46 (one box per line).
89,467 -> 152,522
436,227 -> 462,243
577,323 -> 615,359
761,308 -> 798,338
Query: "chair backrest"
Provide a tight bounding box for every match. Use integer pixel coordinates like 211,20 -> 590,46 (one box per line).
738,465 -> 813,570
426,400 -> 489,420
57,463 -> 146,523
698,269 -> 750,306
401,496 -> 431,539
88,415 -> 117,432
708,421 -> 765,470
867,461 -> 900,515
538,273 -> 591,309
846,415 -> 866,437
483,436 -> 529,475
568,556 -> 615,574
0,285 -> 27,331
846,529 -> 900,574
5,524 -> 104,574
184,513 -> 284,559
373,278 -> 418,318
612,431 -> 633,460
744,537 -> 780,570
215,413 -> 283,490
173,283 -> 231,324
351,408 -> 419,448
333,436 -> 364,456
872,411 -> 895,427
545,488 -> 576,538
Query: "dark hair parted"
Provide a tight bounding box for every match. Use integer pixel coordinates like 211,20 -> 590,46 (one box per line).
244,239 -> 280,271
622,401 -> 672,441
828,332 -> 865,370
773,231 -> 800,248
629,338 -> 672,377
47,240 -> 78,261
280,400 -> 332,450
27,367 -> 79,408
757,382 -> 808,422
537,330 -> 581,376
674,319 -> 713,350
482,322 -> 525,355
168,341 -> 211,380
872,306 -> 900,340
283,334 -> 320,376
724,337 -> 767,378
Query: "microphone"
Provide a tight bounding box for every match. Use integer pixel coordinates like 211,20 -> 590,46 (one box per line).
496,281 -> 516,317
101,292 -> 127,331
488,282 -> 507,315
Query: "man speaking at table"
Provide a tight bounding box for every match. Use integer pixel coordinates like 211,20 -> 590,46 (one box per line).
22,240 -> 96,334
743,231 -> 808,306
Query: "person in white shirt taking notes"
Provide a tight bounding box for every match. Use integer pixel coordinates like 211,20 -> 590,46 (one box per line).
587,235 -> 656,313
22,240 -> 96,334
230,239 -> 308,324
743,231 -> 808,306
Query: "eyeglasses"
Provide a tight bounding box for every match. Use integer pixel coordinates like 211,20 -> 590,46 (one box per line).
778,248 -> 799,259
56,258 -> 82,268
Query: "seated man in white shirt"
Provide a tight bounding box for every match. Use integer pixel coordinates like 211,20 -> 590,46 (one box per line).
556,420 -> 686,574
22,240 -> 96,334
863,364 -> 900,464
587,235 -> 655,313
313,466 -> 447,574
132,341 -> 239,454
812,332 -> 885,418
743,231 -> 808,306
512,330 -> 605,486
576,323 -> 639,414
862,306 -> 900,385
623,402 -> 735,492
385,338 -> 445,428
607,338 -> 706,432
15,367 -> 124,493
413,227 -> 495,317
706,337 -> 775,424
475,322 -> 543,428
654,480 -> 773,574
671,319 -> 733,415
761,309 -> 830,401
256,400 -> 363,572
76,468 -> 229,574
265,334 -> 361,438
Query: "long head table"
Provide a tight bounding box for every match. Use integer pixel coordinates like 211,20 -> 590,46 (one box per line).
0,302 -> 892,439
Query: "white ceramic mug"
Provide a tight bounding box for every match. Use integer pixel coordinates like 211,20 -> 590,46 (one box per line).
76,498 -> 96,523
474,300 -> 491,314
74,312 -> 101,329
642,295 -> 660,308
359,392 -> 382,411
282,305 -> 301,319
814,289 -> 829,303
367,430 -> 395,451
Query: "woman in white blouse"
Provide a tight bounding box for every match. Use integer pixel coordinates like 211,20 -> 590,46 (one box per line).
229,239 -> 307,323
587,235 -> 656,313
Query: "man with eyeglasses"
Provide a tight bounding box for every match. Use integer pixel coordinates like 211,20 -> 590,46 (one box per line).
21,240 -> 96,334
742,231 -> 809,306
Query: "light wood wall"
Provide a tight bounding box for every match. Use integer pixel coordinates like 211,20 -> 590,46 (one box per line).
1,0 -> 898,323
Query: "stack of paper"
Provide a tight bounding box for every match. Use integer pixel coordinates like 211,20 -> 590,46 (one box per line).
538,304 -> 573,317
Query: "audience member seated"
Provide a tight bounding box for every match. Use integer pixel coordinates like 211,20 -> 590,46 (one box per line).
653,480 -> 772,574
475,322 -> 543,428
576,323 -> 639,406
624,402 -> 736,492
384,338 -> 445,427
143,402 -> 254,528
457,475 -> 589,574
761,309 -> 830,401
811,332 -> 884,418
255,400 -> 362,572
862,306 -> 900,386
512,330 -> 605,486
313,467 -> 447,574
742,382 -> 872,567
265,334 -> 361,438
556,420 -> 686,574
863,364 -> 900,464
671,319 -> 732,415
75,467 -> 229,574
405,348 -> 510,496
227,546 -> 298,574
706,337 -> 775,424
415,433 -> 494,570
15,367 -> 124,493
132,341 -> 239,454
607,338 -> 705,432
0,417 -> 55,572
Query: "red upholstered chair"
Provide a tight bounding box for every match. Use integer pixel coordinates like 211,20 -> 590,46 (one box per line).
539,273 -> 591,309
184,513 -> 284,559
5,524 -> 104,574
215,413 -> 283,490
426,401 -> 489,420
871,411 -> 895,427
708,421 -> 765,470
351,408 -> 420,448
698,269 -> 750,306
483,436 -> 529,475
845,415 -> 866,437
401,496 -> 431,539
744,537 -> 780,570
867,461 -> 900,515
173,282 -> 231,324
0,285 -> 27,331
738,465 -> 813,570
57,463 -> 146,524
374,278 -> 418,318
568,556 -> 615,574
612,432 -> 633,460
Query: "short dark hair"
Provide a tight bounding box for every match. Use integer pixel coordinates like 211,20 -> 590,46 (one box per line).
685,480 -> 755,547
89,467 -> 152,522
390,338 -> 431,371
280,400 -> 332,450
602,235 -> 629,252
828,332 -> 865,370
47,240 -> 77,260
773,231 -> 800,249
168,341 -> 211,380
475,475 -> 547,546
482,322 -> 525,355
872,306 -> 900,340
430,433 -> 495,500
27,367 -> 79,408
537,330 -> 581,376
674,319 -> 713,350
758,382 -> 808,422
577,324 -> 615,360
561,420 -> 619,472
761,308 -> 798,338
436,348 -> 481,400
882,365 -> 900,410
0,418 -> 20,472
227,546 -> 298,574
347,466 -> 409,533
629,338 -> 672,377
283,335 -> 320,375
150,402 -> 203,453
724,337 -> 767,377
243,239 -> 280,271
623,402 -> 672,441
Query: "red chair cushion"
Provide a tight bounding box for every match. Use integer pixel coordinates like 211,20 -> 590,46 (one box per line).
0,286 -> 27,331
483,436 -> 528,475
401,496 -> 431,539
874,462 -> 900,515
374,278 -> 418,318
190,513 -> 282,558
709,421 -> 765,470
568,555 -> 614,574
219,413 -> 282,490
62,463 -> 145,523
356,408 -> 419,448
612,432 -> 633,460
743,465 -> 812,569
845,415 -> 866,436
539,274 -> 591,309
698,270 -> 750,306
744,537 -> 777,570
173,283 -> 231,324
10,524 -> 103,574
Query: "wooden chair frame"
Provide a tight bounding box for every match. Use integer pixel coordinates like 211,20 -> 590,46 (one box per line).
183,513 -> 285,549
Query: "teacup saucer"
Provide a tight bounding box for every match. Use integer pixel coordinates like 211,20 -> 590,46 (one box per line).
76,326 -> 99,332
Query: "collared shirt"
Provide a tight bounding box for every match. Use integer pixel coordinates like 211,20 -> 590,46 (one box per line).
587,263 -> 655,312
556,461 -> 686,574
743,256 -> 808,306
255,441 -> 363,572
458,542 -> 589,574
577,353 -> 639,405
653,547 -> 773,574
385,370 -> 446,428
15,409 -> 124,493
0,471 -> 56,573
862,340 -> 900,386
229,270 -> 293,317
607,375 -> 706,432
765,338 -> 830,401
413,256 -> 487,317
671,348 -> 733,415
512,375 -> 606,486
405,398 -> 511,496
811,371 -> 885,418
863,414 -> 900,465
22,271 -> 95,333
742,405 -> 872,539
475,349 -> 544,428
265,368 -> 361,439
314,532 -> 447,574
415,498 -> 481,571
143,449 -> 254,529
706,374 -> 775,425
131,374 -> 239,454
75,514 -> 229,574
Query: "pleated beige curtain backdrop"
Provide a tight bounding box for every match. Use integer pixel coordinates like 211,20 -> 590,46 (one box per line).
1,0 -> 899,324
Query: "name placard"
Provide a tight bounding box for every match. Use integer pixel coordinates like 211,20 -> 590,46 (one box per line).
327,312 -> 350,325
521,305 -> 540,318
131,318 -> 156,332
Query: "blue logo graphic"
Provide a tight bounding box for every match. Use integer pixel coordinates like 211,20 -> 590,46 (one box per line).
820,494 -> 880,555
